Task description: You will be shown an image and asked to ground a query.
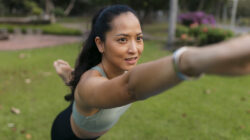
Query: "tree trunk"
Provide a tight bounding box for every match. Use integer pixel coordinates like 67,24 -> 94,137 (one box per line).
215,2 -> 222,19
45,0 -> 51,15
223,2 -> 228,24
64,0 -> 76,16
231,0 -> 239,29
45,0 -> 56,23
167,0 -> 178,50
198,0 -> 205,11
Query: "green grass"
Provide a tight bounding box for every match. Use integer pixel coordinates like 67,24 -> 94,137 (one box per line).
0,41 -> 249,140
0,23 -> 82,36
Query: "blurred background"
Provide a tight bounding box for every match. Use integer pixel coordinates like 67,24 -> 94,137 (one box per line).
0,0 -> 250,48
0,0 -> 249,140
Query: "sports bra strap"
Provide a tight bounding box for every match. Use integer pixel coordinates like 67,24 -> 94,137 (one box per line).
91,66 -> 107,77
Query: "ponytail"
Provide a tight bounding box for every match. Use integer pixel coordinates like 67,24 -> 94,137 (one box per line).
65,5 -> 139,101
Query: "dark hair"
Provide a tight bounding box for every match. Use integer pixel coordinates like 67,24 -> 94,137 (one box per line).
65,5 -> 139,101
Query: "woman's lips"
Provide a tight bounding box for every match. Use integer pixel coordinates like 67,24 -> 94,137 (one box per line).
125,57 -> 137,65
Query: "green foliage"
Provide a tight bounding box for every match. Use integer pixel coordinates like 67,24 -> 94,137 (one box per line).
176,25 -> 234,46
198,27 -> 233,46
238,18 -> 250,26
40,24 -> 82,35
53,7 -> 65,17
0,0 -> 5,14
238,0 -> 250,17
188,26 -> 203,37
0,24 -> 82,36
0,0 -> 43,16
88,0 -> 169,11
176,25 -> 189,37
1,0 -> 249,20
24,0 -> 43,15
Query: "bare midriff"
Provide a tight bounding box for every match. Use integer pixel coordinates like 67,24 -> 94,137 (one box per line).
70,115 -> 109,139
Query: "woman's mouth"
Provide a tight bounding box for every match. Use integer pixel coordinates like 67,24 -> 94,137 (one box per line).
125,57 -> 138,65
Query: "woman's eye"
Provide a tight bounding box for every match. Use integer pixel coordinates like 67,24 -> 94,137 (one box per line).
118,38 -> 127,43
137,36 -> 143,41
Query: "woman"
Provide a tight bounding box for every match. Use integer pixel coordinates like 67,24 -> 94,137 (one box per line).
51,5 -> 250,140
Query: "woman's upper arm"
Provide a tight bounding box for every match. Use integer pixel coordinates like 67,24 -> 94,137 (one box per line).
76,73 -> 136,109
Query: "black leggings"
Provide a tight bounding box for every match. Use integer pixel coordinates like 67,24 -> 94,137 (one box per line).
51,103 -> 100,140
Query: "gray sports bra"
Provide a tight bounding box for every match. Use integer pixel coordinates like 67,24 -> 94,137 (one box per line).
72,66 -> 131,132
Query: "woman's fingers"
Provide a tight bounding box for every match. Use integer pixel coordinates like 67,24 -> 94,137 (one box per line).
54,59 -> 69,67
53,59 -> 73,83
53,60 -> 68,74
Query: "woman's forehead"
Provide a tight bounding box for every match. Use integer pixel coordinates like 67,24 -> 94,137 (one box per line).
109,12 -> 142,35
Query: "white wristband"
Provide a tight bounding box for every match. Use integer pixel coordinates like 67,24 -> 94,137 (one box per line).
173,47 -> 201,80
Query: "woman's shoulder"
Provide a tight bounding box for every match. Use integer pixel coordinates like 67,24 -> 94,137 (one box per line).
76,65 -> 108,95
74,66 -> 107,111
79,65 -> 106,82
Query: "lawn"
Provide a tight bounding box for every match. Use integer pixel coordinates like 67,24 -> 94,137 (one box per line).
0,41 -> 249,140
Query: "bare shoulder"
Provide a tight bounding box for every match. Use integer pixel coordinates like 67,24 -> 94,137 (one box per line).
74,68 -> 134,109
78,69 -> 107,85
75,69 -> 107,104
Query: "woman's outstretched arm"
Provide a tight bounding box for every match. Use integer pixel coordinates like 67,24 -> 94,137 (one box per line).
60,35 -> 250,109
127,35 -> 250,101
182,35 -> 250,76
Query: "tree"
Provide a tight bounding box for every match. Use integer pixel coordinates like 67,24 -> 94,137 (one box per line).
45,0 -> 56,23
230,0 -> 238,29
167,0 -> 178,49
64,0 -> 76,16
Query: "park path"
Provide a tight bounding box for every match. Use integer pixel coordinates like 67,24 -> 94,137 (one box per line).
0,34 -> 82,51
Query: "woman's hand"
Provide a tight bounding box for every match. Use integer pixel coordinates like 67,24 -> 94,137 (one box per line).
180,35 -> 250,76
53,59 -> 74,84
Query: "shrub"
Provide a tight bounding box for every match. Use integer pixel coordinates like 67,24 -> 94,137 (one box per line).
53,7 -> 65,17
198,27 -> 234,46
189,25 -> 203,37
41,24 -> 82,35
178,11 -> 216,26
0,24 -> 82,36
238,18 -> 250,26
176,25 -> 189,37
176,25 -> 234,46
24,1 -> 43,15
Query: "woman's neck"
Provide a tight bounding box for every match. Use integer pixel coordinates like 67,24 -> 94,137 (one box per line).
99,60 -> 125,79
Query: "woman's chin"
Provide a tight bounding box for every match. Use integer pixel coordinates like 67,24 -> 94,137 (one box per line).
123,64 -> 136,71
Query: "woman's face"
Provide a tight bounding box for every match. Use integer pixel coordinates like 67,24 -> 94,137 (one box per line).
102,12 -> 144,71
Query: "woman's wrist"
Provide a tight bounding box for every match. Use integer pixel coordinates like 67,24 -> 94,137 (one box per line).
173,47 -> 203,80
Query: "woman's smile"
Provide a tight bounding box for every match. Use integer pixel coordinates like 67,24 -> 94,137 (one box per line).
125,56 -> 138,65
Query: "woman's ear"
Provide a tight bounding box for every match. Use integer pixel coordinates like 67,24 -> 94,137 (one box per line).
95,36 -> 104,53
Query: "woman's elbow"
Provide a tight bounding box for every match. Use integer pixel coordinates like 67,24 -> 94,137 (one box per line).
127,84 -> 150,101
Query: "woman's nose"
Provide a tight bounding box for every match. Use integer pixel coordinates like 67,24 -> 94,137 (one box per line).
128,40 -> 137,53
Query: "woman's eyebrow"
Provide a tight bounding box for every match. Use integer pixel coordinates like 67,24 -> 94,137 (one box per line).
115,33 -> 129,37
137,33 -> 143,36
115,33 -> 143,36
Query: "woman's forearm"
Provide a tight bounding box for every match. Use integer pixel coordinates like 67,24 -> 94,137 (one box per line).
127,56 -> 183,100
183,35 -> 250,76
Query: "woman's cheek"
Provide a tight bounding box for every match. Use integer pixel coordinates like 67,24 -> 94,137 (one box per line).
138,46 -> 144,55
